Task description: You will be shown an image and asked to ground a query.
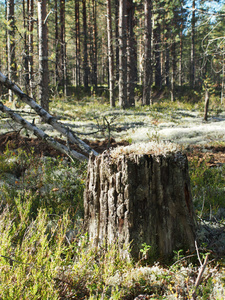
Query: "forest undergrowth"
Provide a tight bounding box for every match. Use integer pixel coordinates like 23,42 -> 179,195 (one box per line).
0,97 -> 225,299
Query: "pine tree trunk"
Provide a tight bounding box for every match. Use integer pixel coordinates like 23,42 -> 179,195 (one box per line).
154,23 -> 161,88
190,0 -> 195,88
54,0 -> 60,92
22,0 -> 29,93
92,0 -> 97,91
106,0 -> 115,107
82,0 -> 89,89
142,0 -> 152,106
84,147 -> 197,260
28,0 -> 34,97
118,0 -> 127,108
171,39 -> 176,102
75,0 -> 80,87
7,0 -> 16,103
38,0 -> 49,112
127,0 -> 136,107
60,0 -> 67,96
204,89 -> 209,121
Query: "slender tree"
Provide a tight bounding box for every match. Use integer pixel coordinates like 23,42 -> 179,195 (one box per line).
190,0 -> 195,88
127,0 -> 136,107
37,0 -> 49,111
82,0 -> 88,88
115,0 -> 119,82
6,0 -> 16,103
106,0 -> 115,107
118,0 -> 127,108
75,0 -> 81,86
28,0 -> 34,97
60,0 -> 67,96
92,0 -> 97,90
142,0 -> 152,105
22,0 -> 29,92
154,22 -> 162,88
54,0 -> 60,91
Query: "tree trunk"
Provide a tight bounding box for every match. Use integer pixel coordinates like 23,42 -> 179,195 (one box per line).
54,0 -> 60,92
115,0 -> 119,82
127,0 -> 136,107
179,26 -> 183,87
84,146 -> 197,260
92,0 -> 97,91
60,0 -> 67,96
204,89 -> 209,121
75,0 -> 80,87
142,0 -> 152,106
221,48 -> 224,104
154,23 -> 161,88
171,38 -> 176,102
7,0 -> 16,103
190,0 -> 195,88
118,0 -> 127,108
82,0 -> 89,89
28,0 -> 34,97
22,0 -> 29,93
106,0 -> 115,107
37,0 -> 49,112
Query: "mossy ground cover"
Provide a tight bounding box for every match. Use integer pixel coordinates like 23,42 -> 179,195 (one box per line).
0,97 -> 225,299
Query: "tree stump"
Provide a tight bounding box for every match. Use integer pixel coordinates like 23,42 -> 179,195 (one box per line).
84,142 -> 197,260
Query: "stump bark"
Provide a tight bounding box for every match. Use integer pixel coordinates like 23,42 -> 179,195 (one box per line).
84,145 -> 197,260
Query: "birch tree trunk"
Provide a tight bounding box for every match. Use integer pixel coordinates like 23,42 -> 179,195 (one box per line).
84,145 -> 197,260
37,0 -> 49,111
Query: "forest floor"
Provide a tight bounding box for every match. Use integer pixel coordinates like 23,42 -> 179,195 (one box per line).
1,130 -> 225,167
1,99 -> 225,299
1,99 -> 225,165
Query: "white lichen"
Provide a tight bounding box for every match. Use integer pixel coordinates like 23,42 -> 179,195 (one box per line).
110,141 -> 181,158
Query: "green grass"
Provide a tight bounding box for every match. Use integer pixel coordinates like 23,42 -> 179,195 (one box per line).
1,95 -> 225,298
0,145 -> 225,299
189,156 -> 225,218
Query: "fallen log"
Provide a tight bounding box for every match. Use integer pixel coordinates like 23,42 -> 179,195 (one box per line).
0,102 -> 88,162
0,71 -> 98,157
84,142 -> 197,261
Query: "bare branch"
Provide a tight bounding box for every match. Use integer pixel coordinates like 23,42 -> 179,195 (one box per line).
0,101 -> 88,162
0,71 -> 98,157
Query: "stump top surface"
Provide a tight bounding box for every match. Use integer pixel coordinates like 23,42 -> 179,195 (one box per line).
109,141 -> 181,158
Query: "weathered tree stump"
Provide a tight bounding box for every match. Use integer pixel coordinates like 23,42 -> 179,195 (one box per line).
84,142 -> 197,260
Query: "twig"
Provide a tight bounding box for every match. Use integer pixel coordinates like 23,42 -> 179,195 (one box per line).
169,254 -> 196,270
192,241 -> 209,300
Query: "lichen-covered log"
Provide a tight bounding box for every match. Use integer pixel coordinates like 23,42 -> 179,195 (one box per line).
84,142 -> 197,260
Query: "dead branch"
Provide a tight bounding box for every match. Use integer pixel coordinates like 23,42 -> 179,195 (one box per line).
192,241 -> 209,300
0,71 -> 98,157
0,102 -> 88,162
